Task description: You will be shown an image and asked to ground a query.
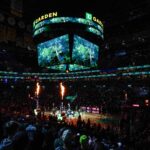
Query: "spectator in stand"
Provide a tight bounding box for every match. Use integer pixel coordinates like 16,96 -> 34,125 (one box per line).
79,135 -> 90,150
0,120 -> 28,150
55,128 -> 76,150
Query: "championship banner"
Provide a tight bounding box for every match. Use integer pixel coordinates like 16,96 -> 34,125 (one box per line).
10,0 -> 23,17
66,93 -> 77,103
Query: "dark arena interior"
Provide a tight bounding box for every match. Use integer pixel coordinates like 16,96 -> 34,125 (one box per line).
0,0 -> 150,150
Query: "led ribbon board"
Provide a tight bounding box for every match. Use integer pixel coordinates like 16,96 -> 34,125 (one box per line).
33,12 -> 104,39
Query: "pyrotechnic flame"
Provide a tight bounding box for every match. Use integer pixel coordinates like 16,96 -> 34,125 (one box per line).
60,82 -> 65,100
36,82 -> 40,97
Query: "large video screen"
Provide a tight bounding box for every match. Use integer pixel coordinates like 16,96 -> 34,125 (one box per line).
72,35 -> 99,68
37,34 -> 70,67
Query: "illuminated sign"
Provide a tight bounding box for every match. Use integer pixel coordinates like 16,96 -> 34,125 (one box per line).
93,17 -> 103,27
33,12 -> 104,39
33,18 -> 104,38
33,12 -> 58,26
86,12 -> 103,27
33,12 -> 103,28
33,17 -> 103,32
86,12 -> 93,20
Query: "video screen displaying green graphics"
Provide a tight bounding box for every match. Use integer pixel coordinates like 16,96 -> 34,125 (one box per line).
37,34 -> 70,67
72,35 -> 99,68
33,12 -> 104,39
34,12 -> 102,71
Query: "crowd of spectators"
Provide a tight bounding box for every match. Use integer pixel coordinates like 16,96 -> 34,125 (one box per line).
0,77 -> 149,150
0,103 -> 149,150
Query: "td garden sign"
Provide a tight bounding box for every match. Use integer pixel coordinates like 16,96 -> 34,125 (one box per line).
33,12 -> 103,28
33,12 -> 58,26
85,12 -> 103,28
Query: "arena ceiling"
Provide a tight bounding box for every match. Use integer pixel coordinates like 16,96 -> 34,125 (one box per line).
23,0 -> 150,23
1,0 -> 149,21
0,0 -> 150,71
